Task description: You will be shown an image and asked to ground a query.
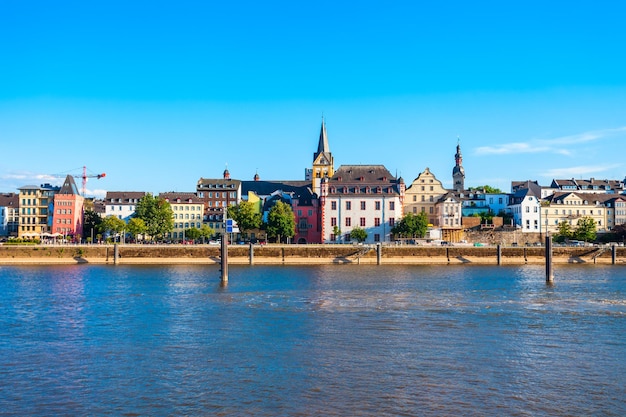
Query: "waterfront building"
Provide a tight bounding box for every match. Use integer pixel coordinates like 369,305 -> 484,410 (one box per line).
0,193 -> 19,238
196,169 -> 242,235
320,165 -> 404,244
508,180 -> 542,234
52,175 -> 85,239
610,195 -> 626,229
159,192 -> 205,241
242,177 -> 321,244
104,191 -> 146,221
435,191 -> 463,242
311,118 -> 334,196
17,183 -> 59,238
404,167 -> 447,226
541,192 -> 610,234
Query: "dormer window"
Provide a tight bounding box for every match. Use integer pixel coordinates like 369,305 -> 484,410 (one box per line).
337,176 -> 342,182
359,176 -> 364,181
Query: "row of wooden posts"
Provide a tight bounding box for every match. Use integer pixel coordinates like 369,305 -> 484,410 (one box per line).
104,236 -> 620,286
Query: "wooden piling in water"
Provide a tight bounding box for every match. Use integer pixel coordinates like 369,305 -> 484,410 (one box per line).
612,244 -> 617,265
545,236 -> 553,283
221,237 -> 228,284
376,243 -> 381,265
497,244 -> 501,265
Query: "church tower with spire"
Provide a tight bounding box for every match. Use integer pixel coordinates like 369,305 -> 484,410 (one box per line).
311,117 -> 334,195
452,139 -> 465,193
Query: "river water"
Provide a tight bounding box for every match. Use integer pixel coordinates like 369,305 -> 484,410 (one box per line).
0,264 -> 625,416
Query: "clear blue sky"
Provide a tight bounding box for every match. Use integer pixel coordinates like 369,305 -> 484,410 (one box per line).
2,1 -> 625,197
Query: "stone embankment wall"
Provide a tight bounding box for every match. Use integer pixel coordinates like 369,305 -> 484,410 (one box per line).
0,244 -> 624,265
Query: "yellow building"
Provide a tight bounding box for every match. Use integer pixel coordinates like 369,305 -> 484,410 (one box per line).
542,192 -> 609,234
404,168 -> 448,225
160,192 -> 205,241
17,183 -> 59,238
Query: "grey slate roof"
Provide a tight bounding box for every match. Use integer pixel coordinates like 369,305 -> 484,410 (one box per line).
0,193 -> 18,207
326,165 -> 400,195
159,192 -> 204,204
58,175 -> 80,195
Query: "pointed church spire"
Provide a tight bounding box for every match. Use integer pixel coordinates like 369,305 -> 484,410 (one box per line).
315,116 -> 330,158
311,117 -> 334,195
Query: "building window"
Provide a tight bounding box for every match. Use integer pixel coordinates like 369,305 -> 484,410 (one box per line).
389,201 -> 395,210
346,201 -> 351,210
429,207 -> 433,214
421,195 -> 425,202
344,233 -> 351,242
360,201 -> 366,210
331,201 -> 337,210
374,218 -> 381,227
345,217 -> 351,227
331,217 -> 337,226
330,234 -> 336,241
389,218 -> 395,226
374,234 -> 380,242
360,217 -> 366,227
413,195 -> 416,202
375,201 -> 381,210
413,207 -> 417,214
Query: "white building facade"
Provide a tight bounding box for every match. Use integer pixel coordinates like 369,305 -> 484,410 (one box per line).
104,192 -> 146,222
320,165 -> 405,244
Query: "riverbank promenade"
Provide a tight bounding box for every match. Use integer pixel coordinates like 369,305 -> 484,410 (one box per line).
1,243 -> 624,265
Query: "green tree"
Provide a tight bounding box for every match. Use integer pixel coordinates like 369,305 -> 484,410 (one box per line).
332,225 -> 342,242
555,221 -> 573,243
83,209 -> 103,242
265,201 -> 295,243
99,215 -> 126,241
391,212 -> 429,238
468,185 -> 502,194
134,193 -> 174,240
184,227 -> 202,241
126,217 -> 147,241
350,227 -> 368,243
199,224 -> 215,241
575,217 -> 597,242
227,201 -> 262,233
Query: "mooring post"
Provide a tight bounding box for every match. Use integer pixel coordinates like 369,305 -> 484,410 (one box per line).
221,236 -> 228,285
376,243 -> 381,265
612,244 -> 616,265
113,243 -> 119,265
249,242 -> 254,265
497,244 -> 502,265
545,235 -> 553,283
